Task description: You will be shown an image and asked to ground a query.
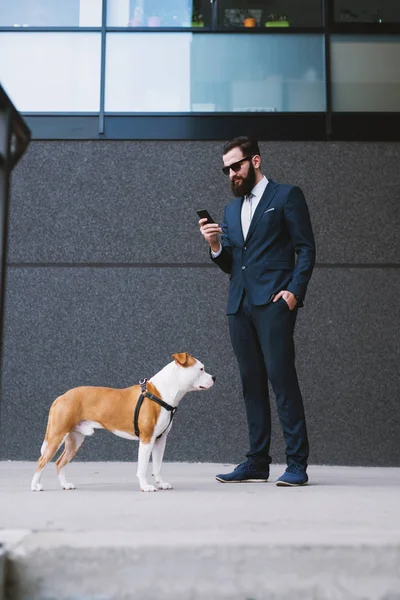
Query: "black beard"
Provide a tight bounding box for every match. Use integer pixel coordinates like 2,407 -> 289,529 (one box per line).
230,163 -> 257,197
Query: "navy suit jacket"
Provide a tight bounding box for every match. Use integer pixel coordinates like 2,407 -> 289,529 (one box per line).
211,180 -> 316,315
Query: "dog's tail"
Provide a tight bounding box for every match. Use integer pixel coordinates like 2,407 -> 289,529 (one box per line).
40,397 -> 61,456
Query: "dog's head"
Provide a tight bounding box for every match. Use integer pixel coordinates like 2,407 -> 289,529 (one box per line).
172,353 -> 215,392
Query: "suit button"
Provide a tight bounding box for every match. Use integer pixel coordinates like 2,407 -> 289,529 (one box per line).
242,266 -> 246,270
244,246 -> 247,250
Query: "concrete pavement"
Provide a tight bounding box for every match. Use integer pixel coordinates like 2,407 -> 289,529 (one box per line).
1,462 -> 400,599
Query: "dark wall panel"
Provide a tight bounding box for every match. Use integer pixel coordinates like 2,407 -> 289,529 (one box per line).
1,140 -> 399,465
8,142 -> 400,264
1,266 -> 399,466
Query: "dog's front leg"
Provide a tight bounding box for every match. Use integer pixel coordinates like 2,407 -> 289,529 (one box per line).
152,434 -> 173,490
137,440 -> 157,492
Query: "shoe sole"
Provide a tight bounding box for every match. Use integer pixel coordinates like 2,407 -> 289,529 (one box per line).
276,481 -> 308,487
215,477 -> 269,483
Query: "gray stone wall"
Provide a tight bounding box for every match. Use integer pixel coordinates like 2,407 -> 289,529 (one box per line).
1,141 -> 399,465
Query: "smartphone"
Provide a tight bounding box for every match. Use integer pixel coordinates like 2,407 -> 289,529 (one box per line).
197,209 -> 215,224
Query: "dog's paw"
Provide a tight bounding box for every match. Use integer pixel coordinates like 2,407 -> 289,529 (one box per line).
62,483 -> 76,490
31,483 -> 44,492
157,482 -> 173,490
141,484 -> 157,492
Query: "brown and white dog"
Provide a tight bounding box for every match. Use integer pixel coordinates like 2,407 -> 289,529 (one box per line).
31,353 -> 215,492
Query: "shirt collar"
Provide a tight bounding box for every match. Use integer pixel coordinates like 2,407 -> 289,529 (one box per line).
246,176 -> 269,201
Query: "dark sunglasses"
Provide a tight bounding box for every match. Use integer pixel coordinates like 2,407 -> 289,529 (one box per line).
222,155 -> 252,176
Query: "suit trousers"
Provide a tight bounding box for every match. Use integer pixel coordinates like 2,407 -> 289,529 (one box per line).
228,291 -> 309,467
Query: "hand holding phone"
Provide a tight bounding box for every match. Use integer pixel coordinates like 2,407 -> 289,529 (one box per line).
197,209 -> 222,253
197,209 -> 215,224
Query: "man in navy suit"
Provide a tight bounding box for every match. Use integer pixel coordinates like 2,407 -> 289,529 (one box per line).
199,136 -> 316,486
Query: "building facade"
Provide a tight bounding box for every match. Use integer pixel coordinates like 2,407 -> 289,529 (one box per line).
0,0 -> 399,465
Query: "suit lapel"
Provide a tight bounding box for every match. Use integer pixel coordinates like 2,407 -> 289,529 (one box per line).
245,179 -> 278,243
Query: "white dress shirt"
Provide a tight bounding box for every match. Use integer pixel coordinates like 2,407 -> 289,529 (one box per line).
211,176 -> 269,257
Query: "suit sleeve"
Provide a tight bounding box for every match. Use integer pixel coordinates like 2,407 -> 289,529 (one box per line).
209,206 -> 233,275
284,186 -> 316,299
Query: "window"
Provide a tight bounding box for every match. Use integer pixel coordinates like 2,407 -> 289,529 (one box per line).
0,0 -> 399,139
106,33 -> 192,111
331,35 -> 400,111
106,33 -> 325,112
333,0 -> 400,24
107,0 -> 211,28
218,0 -> 323,29
0,33 -> 101,112
0,0 -> 102,27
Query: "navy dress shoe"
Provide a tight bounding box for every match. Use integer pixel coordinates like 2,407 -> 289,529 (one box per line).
276,464 -> 308,486
216,461 -> 269,483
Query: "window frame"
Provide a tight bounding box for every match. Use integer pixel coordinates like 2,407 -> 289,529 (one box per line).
0,0 -> 399,140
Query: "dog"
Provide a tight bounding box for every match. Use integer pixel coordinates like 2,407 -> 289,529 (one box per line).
31,353 -> 215,492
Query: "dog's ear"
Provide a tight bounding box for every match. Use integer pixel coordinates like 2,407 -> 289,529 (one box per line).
172,353 -> 196,367
172,352 -> 189,366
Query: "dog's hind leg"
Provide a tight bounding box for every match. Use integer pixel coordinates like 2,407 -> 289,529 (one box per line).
31,431 -> 67,491
56,430 -> 85,490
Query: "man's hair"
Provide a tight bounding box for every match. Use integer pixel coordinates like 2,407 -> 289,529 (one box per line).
222,136 -> 261,158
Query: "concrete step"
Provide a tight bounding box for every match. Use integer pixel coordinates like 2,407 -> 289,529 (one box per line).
4,530 -> 400,600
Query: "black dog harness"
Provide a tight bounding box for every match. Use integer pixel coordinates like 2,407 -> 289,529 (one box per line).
134,378 -> 177,440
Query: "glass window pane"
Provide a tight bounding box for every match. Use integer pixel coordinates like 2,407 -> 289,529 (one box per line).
0,33 -> 101,111
106,33 -> 192,110
218,0 -> 323,28
107,0 -> 211,27
331,35 -> 400,111
334,0 -> 400,24
105,33 -> 325,112
0,0 -> 102,27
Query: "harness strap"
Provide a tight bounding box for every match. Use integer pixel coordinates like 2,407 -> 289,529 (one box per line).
134,378 -> 177,440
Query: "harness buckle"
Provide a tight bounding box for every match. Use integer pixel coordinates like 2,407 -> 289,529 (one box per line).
139,378 -> 147,392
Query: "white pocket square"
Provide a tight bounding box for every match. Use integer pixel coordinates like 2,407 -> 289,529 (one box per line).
264,208 -> 275,213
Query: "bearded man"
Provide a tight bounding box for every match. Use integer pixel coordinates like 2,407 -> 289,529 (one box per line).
199,136 -> 316,487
